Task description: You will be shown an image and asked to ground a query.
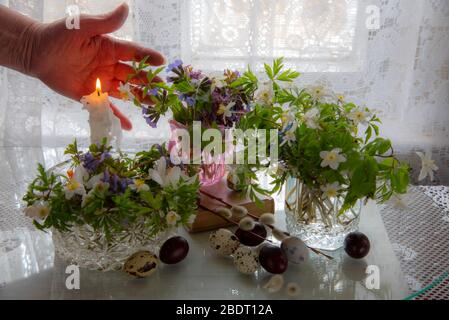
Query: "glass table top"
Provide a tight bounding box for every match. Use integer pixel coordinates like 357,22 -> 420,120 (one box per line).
0,147 -> 447,300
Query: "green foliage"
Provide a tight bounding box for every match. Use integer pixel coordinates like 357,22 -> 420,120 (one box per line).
23,142 -> 200,240
232,59 -> 410,213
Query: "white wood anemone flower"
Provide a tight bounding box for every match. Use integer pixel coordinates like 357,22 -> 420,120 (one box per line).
320,182 -> 341,199
85,173 -> 103,189
148,157 -> 181,187
302,108 -> 320,129
129,179 -> 150,192
416,151 -> 438,181
166,211 -> 181,226
217,101 -> 236,121
348,107 -> 371,126
280,130 -> 296,146
307,85 -> 328,101
64,178 -> 86,200
118,82 -> 135,102
23,201 -> 50,220
320,148 -> 347,170
254,82 -> 274,106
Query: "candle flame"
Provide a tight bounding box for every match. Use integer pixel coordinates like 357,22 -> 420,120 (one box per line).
96,78 -> 101,95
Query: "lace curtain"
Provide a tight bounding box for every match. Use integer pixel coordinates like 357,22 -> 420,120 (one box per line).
0,0 -> 448,184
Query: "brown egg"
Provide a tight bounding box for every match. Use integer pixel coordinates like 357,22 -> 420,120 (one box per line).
159,236 -> 190,264
123,251 -> 159,278
259,244 -> 288,274
235,222 -> 267,247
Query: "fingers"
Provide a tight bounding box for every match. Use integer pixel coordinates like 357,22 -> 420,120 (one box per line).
114,63 -> 164,85
112,38 -> 166,66
109,102 -> 133,131
82,3 -> 129,37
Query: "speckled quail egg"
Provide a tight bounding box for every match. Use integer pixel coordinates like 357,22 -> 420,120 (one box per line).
233,246 -> 260,274
123,251 -> 159,278
280,237 -> 310,265
209,228 -> 240,256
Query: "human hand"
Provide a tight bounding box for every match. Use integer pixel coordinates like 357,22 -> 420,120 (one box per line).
27,3 -> 165,130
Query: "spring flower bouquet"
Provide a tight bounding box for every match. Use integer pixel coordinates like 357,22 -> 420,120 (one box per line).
23,140 -> 199,270
122,58 -> 252,186
233,58 -> 410,250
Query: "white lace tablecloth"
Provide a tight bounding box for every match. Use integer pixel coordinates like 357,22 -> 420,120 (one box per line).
379,186 -> 449,300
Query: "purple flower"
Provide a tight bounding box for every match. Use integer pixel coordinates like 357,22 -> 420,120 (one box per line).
185,96 -> 195,107
177,93 -> 196,107
189,70 -> 203,80
142,106 -> 158,128
80,150 -> 111,173
80,152 -> 98,172
166,59 -> 183,73
149,88 -> 159,96
100,152 -> 111,162
103,169 -> 110,185
103,170 -> 132,194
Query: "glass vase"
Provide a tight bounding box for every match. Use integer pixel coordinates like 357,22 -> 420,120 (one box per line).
169,119 -> 227,186
52,221 -> 169,271
285,176 -> 362,251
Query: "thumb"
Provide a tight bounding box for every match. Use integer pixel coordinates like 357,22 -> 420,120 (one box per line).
82,3 -> 129,36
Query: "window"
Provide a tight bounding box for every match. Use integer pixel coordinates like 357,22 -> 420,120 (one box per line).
182,0 -> 367,72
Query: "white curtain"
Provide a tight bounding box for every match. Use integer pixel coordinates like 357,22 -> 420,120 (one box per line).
0,0 -> 448,184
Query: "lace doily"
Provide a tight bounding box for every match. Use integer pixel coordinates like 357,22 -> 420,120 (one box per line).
380,186 -> 449,299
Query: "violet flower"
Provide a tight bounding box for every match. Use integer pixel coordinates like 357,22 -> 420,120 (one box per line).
166,59 -> 183,73
142,106 -> 158,128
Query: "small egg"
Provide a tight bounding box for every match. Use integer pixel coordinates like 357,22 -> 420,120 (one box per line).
233,246 -> 260,274
123,251 -> 159,278
281,237 -> 310,265
235,222 -> 267,247
159,236 -> 189,264
209,228 -> 240,256
259,244 -> 288,274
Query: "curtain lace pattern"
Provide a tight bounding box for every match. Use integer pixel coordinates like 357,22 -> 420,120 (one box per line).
0,0 -> 448,184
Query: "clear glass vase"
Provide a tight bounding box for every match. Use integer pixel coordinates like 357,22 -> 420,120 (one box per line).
52,222 -> 169,271
285,177 -> 362,251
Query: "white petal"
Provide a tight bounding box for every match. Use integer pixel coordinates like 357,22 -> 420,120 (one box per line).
168,167 -> 181,185
418,168 -> 427,181
329,162 -> 339,170
319,151 -> 328,159
151,170 -> 165,186
321,160 -> 329,168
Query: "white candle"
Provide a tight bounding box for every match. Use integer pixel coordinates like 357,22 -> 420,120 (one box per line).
81,78 -> 122,147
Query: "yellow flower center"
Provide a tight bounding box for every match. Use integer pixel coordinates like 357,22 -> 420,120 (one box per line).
326,190 -> 337,198
355,112 -> 365,120
326,153 -> 337,161
39,207 -> 49,218
217,104 -> 226,115
67,179 -> 80,191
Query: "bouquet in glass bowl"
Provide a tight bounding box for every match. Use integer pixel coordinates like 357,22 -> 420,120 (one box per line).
22,140 -> 199,270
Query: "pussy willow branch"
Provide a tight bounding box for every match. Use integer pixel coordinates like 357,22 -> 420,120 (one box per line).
198,204 -> 273,245
200,189 -> 333,260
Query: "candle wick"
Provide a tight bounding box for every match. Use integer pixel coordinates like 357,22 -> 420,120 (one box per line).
97,90 -> 100,97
